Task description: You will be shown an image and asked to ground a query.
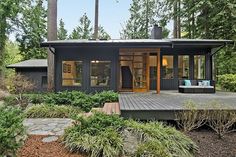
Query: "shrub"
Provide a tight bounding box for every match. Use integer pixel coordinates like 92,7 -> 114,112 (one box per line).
217,74 -> 236,92
175,100 -> 207,132
207,103 -> 236,139
63,113 -> 124,157
25,104 -> 82,118
135,140 -> 171,157
63,113 -> 197,157
0,106 -> 26,156
126,120 -> 198,157
24,93 -> 45,104
91,91 -> 118,107
3,95 -> 29,109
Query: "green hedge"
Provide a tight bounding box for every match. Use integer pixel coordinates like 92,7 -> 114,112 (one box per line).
3,91 -> 119,112
0,106 -> 26,156
217,74 -> 236,92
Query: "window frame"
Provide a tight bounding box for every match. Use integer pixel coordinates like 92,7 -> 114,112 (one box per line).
194,55 -> 206,79
178,55 -> 190,79
162,55 -> 174,79
90,60 -> 111,87
62,61 -> 83,87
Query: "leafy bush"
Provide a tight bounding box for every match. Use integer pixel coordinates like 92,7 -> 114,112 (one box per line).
0,106 -> 26,156
63,113 -> 124,157
44,90 -> 118,112
126,120 -> 198,157
25,104 -> 82,118
217,74 -> 236,92
3,95 -> 29,109
63,113 -> 198,157
24,93 -> 45,104
91,91 -> 118,107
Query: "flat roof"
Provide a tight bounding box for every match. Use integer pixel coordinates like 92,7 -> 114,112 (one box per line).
41,39 -> 234,48
7,59 -> 47,68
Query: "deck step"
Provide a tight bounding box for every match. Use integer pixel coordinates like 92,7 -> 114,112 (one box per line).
102,102 -> 121,115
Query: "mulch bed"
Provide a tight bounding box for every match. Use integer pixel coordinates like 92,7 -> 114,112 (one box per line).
18,131 -> 236,157
187,130 -> 236,157
18,135 -> 86,157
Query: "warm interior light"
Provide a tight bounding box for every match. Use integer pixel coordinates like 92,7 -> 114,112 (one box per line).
162,58 -> 168,66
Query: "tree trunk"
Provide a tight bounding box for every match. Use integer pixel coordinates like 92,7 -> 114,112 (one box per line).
0,19 -> 7,79
145,0 -> 149,39
177,0 -> 181,38
94,0 -> 99,39
173,0 -> 178,38
47,0 -> 57,91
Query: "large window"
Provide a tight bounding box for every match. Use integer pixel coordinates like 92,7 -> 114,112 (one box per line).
162,56 -> 174,79
62,61 -> 83,86
91,61 -> 111,87
194,55 -> 205,79
178,55 -> 189,79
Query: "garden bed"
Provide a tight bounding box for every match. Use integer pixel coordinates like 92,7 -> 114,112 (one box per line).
18,135 -> 86,157
187,130 -> 236,157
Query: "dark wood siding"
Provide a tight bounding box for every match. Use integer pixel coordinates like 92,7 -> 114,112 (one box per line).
160,48 -> 211,90
55,46 -> 119,93
16,68 -> 47,92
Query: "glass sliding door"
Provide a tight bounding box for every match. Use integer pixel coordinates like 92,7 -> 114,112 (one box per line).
133,54 -> 148,92
162,55 -> 174,79
194,55 -> 205,79
178,55 -> 189,79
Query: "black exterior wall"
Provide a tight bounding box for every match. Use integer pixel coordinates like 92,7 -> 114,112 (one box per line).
16,68 -> 48,92
53,46 -> 212,92
160,47 -> 212,90
54,46 -> 119,93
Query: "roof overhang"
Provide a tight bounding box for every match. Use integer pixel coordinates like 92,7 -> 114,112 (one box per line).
7,59 -> 48,69
40,39 -> 234,50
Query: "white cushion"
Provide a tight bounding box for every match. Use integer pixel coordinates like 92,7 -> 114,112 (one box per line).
179,86 -> 214,89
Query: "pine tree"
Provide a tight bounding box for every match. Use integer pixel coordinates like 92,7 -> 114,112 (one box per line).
69,13 -> 93,39
120,0 -> 169,39
58,19 -> 68,40
16,0 -> 47,60
98,26 -> 111,39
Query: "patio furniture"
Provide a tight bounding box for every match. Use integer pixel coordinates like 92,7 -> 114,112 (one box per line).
178,80 -> 215,93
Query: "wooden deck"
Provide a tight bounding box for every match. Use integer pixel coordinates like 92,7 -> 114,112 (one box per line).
119,91 -> 236,120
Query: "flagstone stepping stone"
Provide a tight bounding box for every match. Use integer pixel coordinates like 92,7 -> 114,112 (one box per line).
42,136 -> 59,143
23,118 -> 74,136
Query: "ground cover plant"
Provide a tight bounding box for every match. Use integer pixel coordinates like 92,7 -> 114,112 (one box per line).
3,90 -> 118,113
63,112 -> 198,157
217,74 -> 236,92
25,104 -> 82,118
0,106 -> 26,156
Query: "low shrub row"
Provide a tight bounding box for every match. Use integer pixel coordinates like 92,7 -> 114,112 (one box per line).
63,113 -> 198,157
3,90 -> 118,112
176,101 -> 236,139
217,74 -> 236,92
0,106 -> 26,156
25,104 -> 82,118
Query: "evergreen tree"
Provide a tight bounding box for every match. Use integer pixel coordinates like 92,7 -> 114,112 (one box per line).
69,13 -> 93,39
16,0 -> 47,60
0,0 -> 25,77
98,26 -> 111,39
120,0 -> 169,39
58,19 -> 68,40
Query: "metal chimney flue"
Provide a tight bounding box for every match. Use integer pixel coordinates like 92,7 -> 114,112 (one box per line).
151,25 -> 162,39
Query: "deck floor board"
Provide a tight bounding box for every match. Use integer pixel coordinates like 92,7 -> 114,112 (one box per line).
119,91 -> 236,120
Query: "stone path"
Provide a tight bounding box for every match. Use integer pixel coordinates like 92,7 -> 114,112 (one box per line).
23,118 -> 73,136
